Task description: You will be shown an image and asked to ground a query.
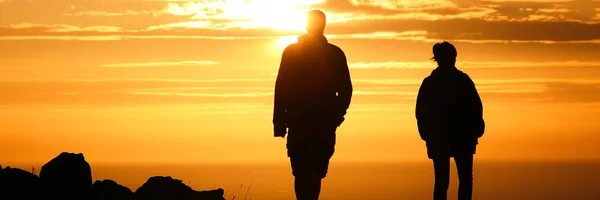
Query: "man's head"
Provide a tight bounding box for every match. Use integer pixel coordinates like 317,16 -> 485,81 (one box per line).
306,9 -> 326,35
432,41 -> 457,67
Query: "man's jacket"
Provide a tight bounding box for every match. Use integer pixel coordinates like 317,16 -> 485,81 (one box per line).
273,34 -> 353,129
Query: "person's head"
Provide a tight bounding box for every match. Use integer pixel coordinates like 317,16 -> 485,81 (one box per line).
306,9 -> 326,35
432,41 -> 457,67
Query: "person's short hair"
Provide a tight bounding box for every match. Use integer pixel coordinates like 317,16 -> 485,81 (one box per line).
307,9 -> 326,23
432,41 -> 457,62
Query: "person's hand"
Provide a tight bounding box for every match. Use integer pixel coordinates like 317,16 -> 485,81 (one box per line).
274,124 -> 287,138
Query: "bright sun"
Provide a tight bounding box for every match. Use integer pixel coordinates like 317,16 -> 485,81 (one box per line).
166,0 -> 326,49
166,0 -> 327,30
241,0 -> 322,31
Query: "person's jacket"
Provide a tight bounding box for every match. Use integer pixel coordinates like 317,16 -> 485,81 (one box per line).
273,34 -> 353,130
416,66 -> 485,147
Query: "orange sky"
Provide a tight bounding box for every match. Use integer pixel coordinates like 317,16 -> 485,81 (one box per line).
1,0 -> 599,164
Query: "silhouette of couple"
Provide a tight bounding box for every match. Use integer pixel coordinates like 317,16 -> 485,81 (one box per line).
273,9 -> 485,200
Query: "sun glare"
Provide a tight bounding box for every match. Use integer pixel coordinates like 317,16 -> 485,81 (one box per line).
275,36 -> 299,50
166,0 -> 325,31
253,9 -> 308,31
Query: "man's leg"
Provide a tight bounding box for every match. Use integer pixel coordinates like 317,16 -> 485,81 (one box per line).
294,176 -> 308,200
296,173 -> 321,200
290,125 -> 335,200
433,157 -> 450,200
455,154 -> 474,200
291,157 -> 310,200
311,176 -> 322,199
306,155 -> 332,200
291,163 -> 323,200
294,176 -> 303,200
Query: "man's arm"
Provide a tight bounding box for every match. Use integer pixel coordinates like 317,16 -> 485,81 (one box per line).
415,78 -> 431,141
335,49 -> 353,125
273,47 -> 292,137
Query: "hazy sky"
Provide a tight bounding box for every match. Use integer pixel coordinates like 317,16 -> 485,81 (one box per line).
1,0 -> 599,164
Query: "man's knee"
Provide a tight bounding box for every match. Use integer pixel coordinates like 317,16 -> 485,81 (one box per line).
295,173 -> 324,184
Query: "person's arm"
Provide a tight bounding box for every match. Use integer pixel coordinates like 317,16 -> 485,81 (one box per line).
335,49 -> 353,126
273,47 -> 292,137
466,77 -> 485,138
415,78 -> 431,141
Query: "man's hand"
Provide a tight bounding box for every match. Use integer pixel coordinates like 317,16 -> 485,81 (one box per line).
274,123 -> 287,138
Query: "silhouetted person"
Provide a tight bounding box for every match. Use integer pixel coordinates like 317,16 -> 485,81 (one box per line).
416,42 -> 485,200
273,9 -> 352,200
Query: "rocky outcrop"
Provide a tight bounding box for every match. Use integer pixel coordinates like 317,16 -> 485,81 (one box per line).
1,152 -> 226,200
40,152 -> 93,200
0,166 -> 41,200
136,176 -> 225,200
93,179 -> 136,200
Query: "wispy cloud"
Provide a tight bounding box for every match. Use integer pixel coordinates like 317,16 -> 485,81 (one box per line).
101,61 -> 218,68
1,78 -> 599,106
127,91 -> 272,97
538,8 -> 570,13
481,0 -> 573,2
4,13 -> 599,41
328,31 -> 429,40
6,23 -> 123,32
64,10 -> 162,17
350,61 -> 600,69
3,23 -> 600,43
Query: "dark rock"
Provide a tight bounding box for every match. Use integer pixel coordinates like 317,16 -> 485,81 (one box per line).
2,153 -> 228,200
40,152 -> 93,200
93,179 -> 136,200
0,165 -> 41,200
135,176 -> 225,200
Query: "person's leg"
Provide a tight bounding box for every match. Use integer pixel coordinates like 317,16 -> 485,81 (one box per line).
294,176 -> 312,200
306,155 -> 332,200
433,157 -> 450,200
301,125 -> 335,200
303,173 -> 322,200
291,125 -> 335,200
455,154 -> 474,200
291,157 -> 311,200
288,128 -> 311,200
292,165 -> 323,200
294,176 -> 304,199
312,177 -> 322,199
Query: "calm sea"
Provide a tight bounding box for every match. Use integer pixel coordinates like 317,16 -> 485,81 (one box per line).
6,161 -> 600,200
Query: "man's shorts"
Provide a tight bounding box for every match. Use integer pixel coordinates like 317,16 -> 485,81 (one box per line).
286,125 -> 337,179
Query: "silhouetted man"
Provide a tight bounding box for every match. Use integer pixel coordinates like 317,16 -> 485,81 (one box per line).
415,41 -> 485,200
273,9 -> 352,200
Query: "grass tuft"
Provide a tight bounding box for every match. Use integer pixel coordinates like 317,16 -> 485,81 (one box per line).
227,179 -> 254,200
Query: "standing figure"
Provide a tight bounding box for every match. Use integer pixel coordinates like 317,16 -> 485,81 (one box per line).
272,9 -> 353,200
416,41 -> 485,200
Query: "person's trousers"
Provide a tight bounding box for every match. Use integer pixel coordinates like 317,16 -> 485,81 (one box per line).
432,154 -> 473,200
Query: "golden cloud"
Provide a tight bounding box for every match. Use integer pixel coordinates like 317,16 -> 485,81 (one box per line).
101,61 -> 219,68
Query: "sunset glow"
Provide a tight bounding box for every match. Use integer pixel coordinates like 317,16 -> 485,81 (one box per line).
0,0 -> 599,166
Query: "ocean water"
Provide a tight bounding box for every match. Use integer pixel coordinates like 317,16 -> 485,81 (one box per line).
7,161 -> 600,200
